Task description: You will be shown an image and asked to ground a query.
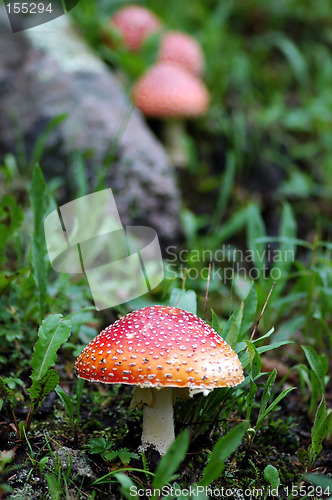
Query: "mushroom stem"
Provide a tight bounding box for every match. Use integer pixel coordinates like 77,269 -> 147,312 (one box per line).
141,387 -> 175,455
163,120 -> 187,168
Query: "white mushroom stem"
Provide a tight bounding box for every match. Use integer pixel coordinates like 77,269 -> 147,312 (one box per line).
130,386 -> 191,455
163,120 -> 187,168
129,387 -> 176,455
140,387 -> 175,455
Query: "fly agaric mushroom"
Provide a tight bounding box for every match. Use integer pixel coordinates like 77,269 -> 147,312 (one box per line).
132,62 -> 210,167
158,31 -> 205,76
110,5 -> 162,52
75,305 -> 244,455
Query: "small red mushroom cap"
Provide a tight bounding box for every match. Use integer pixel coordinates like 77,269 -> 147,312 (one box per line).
75,305 -> 244,390
158,31 -> 205,76
111,5 -> 162,52
132,63 -> 210,118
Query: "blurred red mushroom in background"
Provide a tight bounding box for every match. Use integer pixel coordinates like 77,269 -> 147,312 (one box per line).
158,31 -> 205,76
132,62 -> 210,167
75,306 -> 244,455
110,5 -> 162,52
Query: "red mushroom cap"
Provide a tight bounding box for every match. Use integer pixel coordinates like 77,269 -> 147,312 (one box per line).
75,305 -> 244,390
132,63 -> 210,118
111,5 -> 162,52
158,31 -> 205,76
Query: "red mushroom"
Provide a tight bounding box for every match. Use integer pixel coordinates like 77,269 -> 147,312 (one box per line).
132,62 -> 210,166
158,31 -> 205,76
75,305 -> 244,455
110,5 -> 162,52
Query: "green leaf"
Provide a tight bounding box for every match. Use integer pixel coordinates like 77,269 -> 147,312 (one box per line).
38,456 -> 49,474
87,437 -> 109,454
0,195 -> 24,267
302,346 -> 327,380
252,327 -> 274,344
29,165 -> 49,322
31,314 -> 72,383
0,270 -> 25,295
211,310 -> 220,333
180,209 -> 200,249
245,341 -> 262,380
264,465 -> 281,489
102,448 -> 138,465
256,341 -> 293,354
297,448 -> 308,468
310,372 -> 324,416
199,421 -> 248,486
305,473 -> 332,497
311,398 -> 332,457
45,473 -> 61,499
103,450 -> 118,461
0,377 -> 12,398
153,429 -> 189,489
29,369 -> 59,406
311,397 -> 327,443
169,288 -> 197,315
117,449 -> 139,465
302,346 -> 327,415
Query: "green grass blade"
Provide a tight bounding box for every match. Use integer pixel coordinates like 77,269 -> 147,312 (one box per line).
256,369 -> 277,423
29,165 -> 49,322
29,114 -> 67,170
246,203 -> 266,276
271,202 -> 297,297
239,283 -> 258,340
55,384 -> 74,422
152,429 -> 189,489
256,387 -> 295,428
114,473 -> 138,500
199,421 -> 248,486
211,152 -> 236,226
223,301 -> 243,348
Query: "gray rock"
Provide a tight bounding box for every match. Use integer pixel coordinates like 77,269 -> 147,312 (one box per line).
0,9 -> 180,241
51,445 -> 97,480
